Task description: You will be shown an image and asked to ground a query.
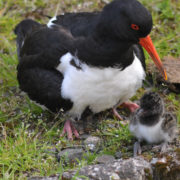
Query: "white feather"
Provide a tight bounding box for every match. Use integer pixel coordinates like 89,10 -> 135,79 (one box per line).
56,52 -> 145,118
129,118 -> 170,143
47,16 -> 57,28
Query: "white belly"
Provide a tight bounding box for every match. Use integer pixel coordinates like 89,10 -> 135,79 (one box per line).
57,53 -> 145,118
129,119 -> 167,144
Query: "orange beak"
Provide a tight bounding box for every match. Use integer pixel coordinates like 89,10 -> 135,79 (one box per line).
139,35 -> 167,80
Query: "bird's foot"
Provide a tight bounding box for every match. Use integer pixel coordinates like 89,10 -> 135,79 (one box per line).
120,101 -> 140,113
160,142 -> 168,153
112,108 -> 123,120
152,142 -> 169,153
133,141 -> 142,157
60,120 -> 79,140
112,102 -> 139,120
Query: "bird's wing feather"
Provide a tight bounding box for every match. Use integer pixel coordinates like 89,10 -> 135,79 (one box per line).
161,113 -> 178,138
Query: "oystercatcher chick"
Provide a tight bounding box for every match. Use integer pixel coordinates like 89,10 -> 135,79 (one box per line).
14,0 -> 167,140
129,92 -> 178,156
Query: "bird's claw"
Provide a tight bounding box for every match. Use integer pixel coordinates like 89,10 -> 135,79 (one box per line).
113,101 -> 139,121
112,108 -> 123,120
60,120 -> 79,140
120,101 -> 139,113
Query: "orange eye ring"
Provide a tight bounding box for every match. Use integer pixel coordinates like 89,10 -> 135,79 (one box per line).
131,24 -> 139,30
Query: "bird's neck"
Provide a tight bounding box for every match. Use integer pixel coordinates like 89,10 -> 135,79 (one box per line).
73,35 -> 134,69
139,111 -> 162,126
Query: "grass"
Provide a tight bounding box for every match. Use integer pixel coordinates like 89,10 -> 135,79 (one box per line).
0,0 -> 180,179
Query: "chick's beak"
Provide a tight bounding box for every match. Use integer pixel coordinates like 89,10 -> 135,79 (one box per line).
139,35 -> 167,80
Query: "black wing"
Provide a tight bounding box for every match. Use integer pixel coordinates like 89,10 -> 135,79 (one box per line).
15,19 -> 74,112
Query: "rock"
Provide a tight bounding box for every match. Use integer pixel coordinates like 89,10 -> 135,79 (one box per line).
30,148 -> 180,180
151,149 -> 180,180
163,56 -> 180,84
62,157 -> 153,180
115,151 -> 122,159
28,175 -> 59,180
57,147 -> 84,164
95,154 -> 115,164
84,136 -> 102,152
147,56 -> 180,93
61,171 -> 75,180
79,134 -> 91,140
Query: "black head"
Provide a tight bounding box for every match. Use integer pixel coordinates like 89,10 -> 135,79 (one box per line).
140,92 -> 164,113
14,19 -> 41,58
96,0 -> 152,42
136,92 -> 164,126
14,19 -> 41,37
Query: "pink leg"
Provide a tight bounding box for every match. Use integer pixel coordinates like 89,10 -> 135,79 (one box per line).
60,120 -> 79,140
121,102 -> 139,112
112,101 -> 139,120
112,108 -> 123,120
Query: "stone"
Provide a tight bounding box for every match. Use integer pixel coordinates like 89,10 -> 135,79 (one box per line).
115,151 -> 122,159
95,154 -> 115,164
151,148 -> 180,180
163,56 -> 180,83
28,175 -> 59,180
57,148 -> 84,164
79,134 -> 91,140
61,171 -> 76,180
84,136 -> 102,152
62,157 -> 153,180
147,56 -> 180,93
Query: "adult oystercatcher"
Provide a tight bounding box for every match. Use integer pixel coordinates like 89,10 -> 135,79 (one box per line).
14,0 -> 167,140
47,0 -> 167,118
129,92 -> 177,156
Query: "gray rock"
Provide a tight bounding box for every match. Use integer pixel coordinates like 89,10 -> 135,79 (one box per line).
115,151 -> 122,159
79,134 -> 91,140
151,148 -> 180,180
28,175 -> 59,180
61,171 -> 75,180
95,155 -> 115,164
62,157 -> 153,180
57,148 -> 84,164
84,136 -> 102,152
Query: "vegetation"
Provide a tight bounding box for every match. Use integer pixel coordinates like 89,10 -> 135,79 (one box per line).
0,0 -> 179,179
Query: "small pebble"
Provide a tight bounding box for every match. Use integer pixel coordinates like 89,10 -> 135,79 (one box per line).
84,136 -> 102,152
95,154 -> 115,164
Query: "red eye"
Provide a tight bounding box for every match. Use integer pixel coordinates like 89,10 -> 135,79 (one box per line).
131,24 -> 139,30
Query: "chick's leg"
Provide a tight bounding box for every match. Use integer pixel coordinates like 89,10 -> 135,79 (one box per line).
133,141 -> 142,157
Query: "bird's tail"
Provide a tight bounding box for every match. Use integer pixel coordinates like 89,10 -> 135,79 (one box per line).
14,19 -> 41,59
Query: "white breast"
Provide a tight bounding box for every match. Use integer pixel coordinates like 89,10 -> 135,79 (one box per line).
129,119 -> 168,144
56,52 -> 145,118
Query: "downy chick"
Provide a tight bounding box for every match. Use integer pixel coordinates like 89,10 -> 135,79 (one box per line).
129,92 -> 177,156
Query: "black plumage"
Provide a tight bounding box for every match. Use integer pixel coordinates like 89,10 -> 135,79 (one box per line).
15,21 -> 74,113
50,2 -> 147,69
52,12 -> 99,37
14,0 -> 166,140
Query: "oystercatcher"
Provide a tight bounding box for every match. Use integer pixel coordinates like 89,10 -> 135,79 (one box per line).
129,92 -> 177,156
15,0 -> 167,140
47,0 -> 167,118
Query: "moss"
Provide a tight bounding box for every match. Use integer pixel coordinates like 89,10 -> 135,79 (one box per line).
153,154 -> 180,180
144,168 -> 153,180
175,148 -> 180,160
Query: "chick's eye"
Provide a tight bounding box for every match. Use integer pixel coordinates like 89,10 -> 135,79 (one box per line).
131,24 -> 139,30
